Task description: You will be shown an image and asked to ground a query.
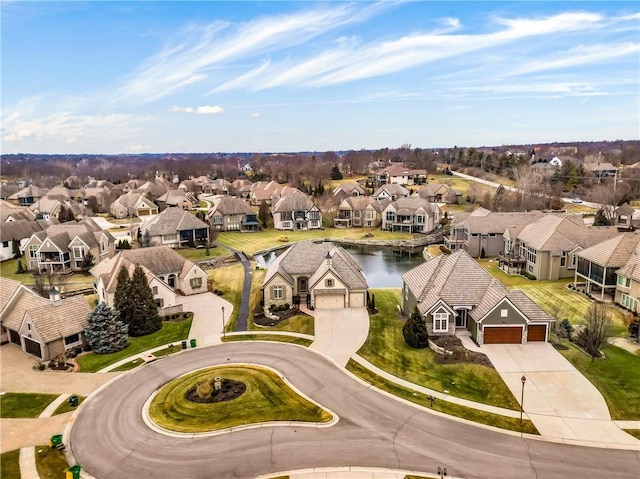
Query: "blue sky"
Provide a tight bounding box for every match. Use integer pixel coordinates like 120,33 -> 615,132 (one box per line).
1,1 -> 638,154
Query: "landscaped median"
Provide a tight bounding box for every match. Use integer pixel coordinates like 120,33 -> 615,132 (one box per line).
147,365 -> 333,433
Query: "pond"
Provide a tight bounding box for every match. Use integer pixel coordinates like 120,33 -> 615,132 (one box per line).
254,243 -> 426,288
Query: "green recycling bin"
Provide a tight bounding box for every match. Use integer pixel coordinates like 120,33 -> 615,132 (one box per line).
50,435 -> 63,448
66,465 -> 81,479
190,338 -> 197,348
68,395 -> 78,407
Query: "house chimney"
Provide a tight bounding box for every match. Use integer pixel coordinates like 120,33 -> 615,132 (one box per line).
49,287 -> 61,301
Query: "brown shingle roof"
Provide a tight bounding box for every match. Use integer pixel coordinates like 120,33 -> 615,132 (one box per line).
617,244 -> 640,282
272,191 -> 315,213
142,207 -> 209,236
209,196 -> 254,216
463,210 -> 544,236
577,232 -> 640,267
26,295 -> 91,343
1,287 -> 49,331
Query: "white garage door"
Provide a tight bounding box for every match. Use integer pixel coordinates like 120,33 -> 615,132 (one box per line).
315,294 -> 345,309
349,292 -> 365,307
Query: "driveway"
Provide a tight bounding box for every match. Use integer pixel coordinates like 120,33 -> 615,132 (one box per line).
181,292 -> 233,346
479,342 -> 636,445
309,307 -> 370,366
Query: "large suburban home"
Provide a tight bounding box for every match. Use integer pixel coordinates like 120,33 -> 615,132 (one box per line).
334,196 -> 388,228
402,250 -> 554,345
413,184 -> 462,204
22,218 -> 116,274
262,240 -> 368,310
381,197 -> 441,233
372,184 -> 410,202
91,246 -> 208,315
614,242 -> 640,314
156,190 -> 198,211
249,181 -> 300,206
7,185 -> 47,206
207,196 -> 260,232
0,277 -> 90,361
585,162 -> 618,180
574,231 -> 640,302
204,178 -> 232,196
139,207 -> 210,248
0,200 -> 37,222
375,164 -> 427,186
0,218 -> 58,262
229,179 -> 253,199
272,191 -> 322,231
444,207 -> 544,258
332,182 -> 366,202
502,215 -> 619,280
110,192 -> 159,219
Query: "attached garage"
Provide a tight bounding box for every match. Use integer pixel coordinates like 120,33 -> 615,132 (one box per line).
315,294 -> 345,309
483,326 -> 522,344
527,324 -> 547,342
24,337 -> 42,358
349,292 -> 366,308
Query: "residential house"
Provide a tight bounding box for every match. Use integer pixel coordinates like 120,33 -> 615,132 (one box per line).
585,162 -> 618,180
375,164 -> 427,186
262,240 -> 368,310
372,184 -> 410,202
7,185 -> 46,206
156,190 -> 198,211
205,178 -> 232,196
229,179 -> 253,199
272,191 -> 322,231
78,185 -> 114,213
0,277 -> 90,360
413,184 -> 462,204
381,197 -> 441,234
0,219 -> 58,262
402,250 -> 554,345
615,243 -> 640,314
444,207 -> 544,258
334,196 -> 388,228
0,200 -> 36,222
90,246 -> 208,316
614,203 -> 636,231
502,214 -> 619,280
574,232 -> 640,302
249,181 -> 299,206
140,207 -> 210,248
332,182 -> 366,202
22,218 -> 116,273
0,184 -> 21,201
207,196 -> 260,232
110,192 -> 159,219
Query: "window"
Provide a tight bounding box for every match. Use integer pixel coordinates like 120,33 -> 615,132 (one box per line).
386,211 -> 395,222
273,285 -> 284,300
620,293 -> 638,312
2,241 -> 8,248
73,246 -> 84,259
64,334 -> 80,346
433,312 -> 448,332
325,278 -> 334,287
501,309 -> 508,318
416,215 -> 424,224
560,252 -> 567,267
571,254 -> 577,267
152,286 -> 158,295
190,277 -> 202,289
617,275 -> 631,288
164,234 -> 178,242
27,323 -> 31,331
29,245 -> 38,258
155,298 -> 165,308
211,215 -> 223,225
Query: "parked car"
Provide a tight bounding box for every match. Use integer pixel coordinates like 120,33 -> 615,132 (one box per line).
572,197 -> 583,203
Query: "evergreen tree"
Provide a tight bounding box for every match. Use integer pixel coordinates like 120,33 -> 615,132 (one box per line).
258,200 -> 269,228
81,252 -> 95,272
58,205 -> 75,222
127,265 -> 161,336
403,306 -> 429,348
330,165 -> 343,180
11,239 -> 21,259
84,302 -> 129,354
114,266 -> 132,326
15,258 -> 25,274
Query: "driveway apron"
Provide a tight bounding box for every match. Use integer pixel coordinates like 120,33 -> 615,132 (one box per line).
309,307 -> 370,366
479,342 -> 637,445
182,292 -> 233,345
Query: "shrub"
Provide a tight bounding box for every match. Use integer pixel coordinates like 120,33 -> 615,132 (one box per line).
439,245 -> 452,255
522,271 -> 537,280
402,306 -> 429,349
196,380 -> 213,400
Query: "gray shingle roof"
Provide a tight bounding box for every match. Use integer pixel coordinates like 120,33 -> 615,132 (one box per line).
373,184 -> 410,198
209,197 -> 254,216
463,210 -> 544,235
0,219 -> 57,242
142,207 -> 209,236
272,191 -> 315,213
617,244 -> 640,282
577,231 -> 640,267
27,295 -> 91,343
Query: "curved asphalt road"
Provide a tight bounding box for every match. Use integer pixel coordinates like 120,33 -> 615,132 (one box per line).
69,343 -> 640,479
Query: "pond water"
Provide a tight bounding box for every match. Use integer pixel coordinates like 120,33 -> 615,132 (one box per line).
254,243 -> 426,288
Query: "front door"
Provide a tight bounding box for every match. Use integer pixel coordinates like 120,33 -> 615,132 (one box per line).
455,309 -> 468,328
298,277 -> 308,293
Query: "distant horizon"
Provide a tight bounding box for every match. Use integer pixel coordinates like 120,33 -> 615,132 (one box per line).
2,1 -> 638,154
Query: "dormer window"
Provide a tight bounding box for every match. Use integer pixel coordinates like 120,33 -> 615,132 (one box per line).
325,278 -> 334,287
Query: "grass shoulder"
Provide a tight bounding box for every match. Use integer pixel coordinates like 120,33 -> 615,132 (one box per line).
208,263 -> 244,332
35,445 -> 72,479
222,335 -> 313,347
52,396 -> 86,416
0,392 -> 58,418
1,449 -> 20,479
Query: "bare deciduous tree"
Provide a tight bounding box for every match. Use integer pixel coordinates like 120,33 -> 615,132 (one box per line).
574,303 -> 612,362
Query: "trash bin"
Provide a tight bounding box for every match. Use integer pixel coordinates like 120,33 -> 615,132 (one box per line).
68,395 -> 78,407
66,465 -> 81,479
190,338 -> 197,348
181,340 -> 187,350
50,435 -> 63,448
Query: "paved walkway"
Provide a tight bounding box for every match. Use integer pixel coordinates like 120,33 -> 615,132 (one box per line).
214,242 -> 251,331
608,336 -> 640,354
463,340 -> 637,445
307,306 -> 370,366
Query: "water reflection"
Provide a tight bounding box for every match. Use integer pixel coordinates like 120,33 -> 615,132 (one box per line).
254,243 -> 425,288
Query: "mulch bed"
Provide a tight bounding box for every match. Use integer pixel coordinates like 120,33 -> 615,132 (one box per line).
186,379 -> 246,403
431,336 -> 494,367
253,308 -> 311,327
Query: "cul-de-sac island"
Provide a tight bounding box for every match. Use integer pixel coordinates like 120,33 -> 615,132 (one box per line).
1,142 -> 639,479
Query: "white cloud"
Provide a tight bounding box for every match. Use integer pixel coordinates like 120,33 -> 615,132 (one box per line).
196,105 -> 224,114
250,112 -> 260,118
171,105 -> 194,113
3,128 -> 34,142
127,144 -> 151,152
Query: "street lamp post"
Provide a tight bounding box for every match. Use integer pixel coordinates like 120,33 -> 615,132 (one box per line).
221,306 -> 226,339
520,375 -> 527,425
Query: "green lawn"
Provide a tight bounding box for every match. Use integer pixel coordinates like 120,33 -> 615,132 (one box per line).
222,335 -> 313,346
347,360 -> 538,435
1,449 -> 20,479
77,319 -> 192,372
216,228 -> 413,255
148,365 -> 332,432
35,445 -> 72,479
152,344 -> 182,357
625,430 -> 640,440
208,263 -> 244,332
0,393 -> 58,418
52,396 -> 85,416
0,259 -> 94,289
557,341 -> 640,420
248,266 -> 265,328
357,289 -> 520,410
175,246 -> 230,262
111,358 -> 145,371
